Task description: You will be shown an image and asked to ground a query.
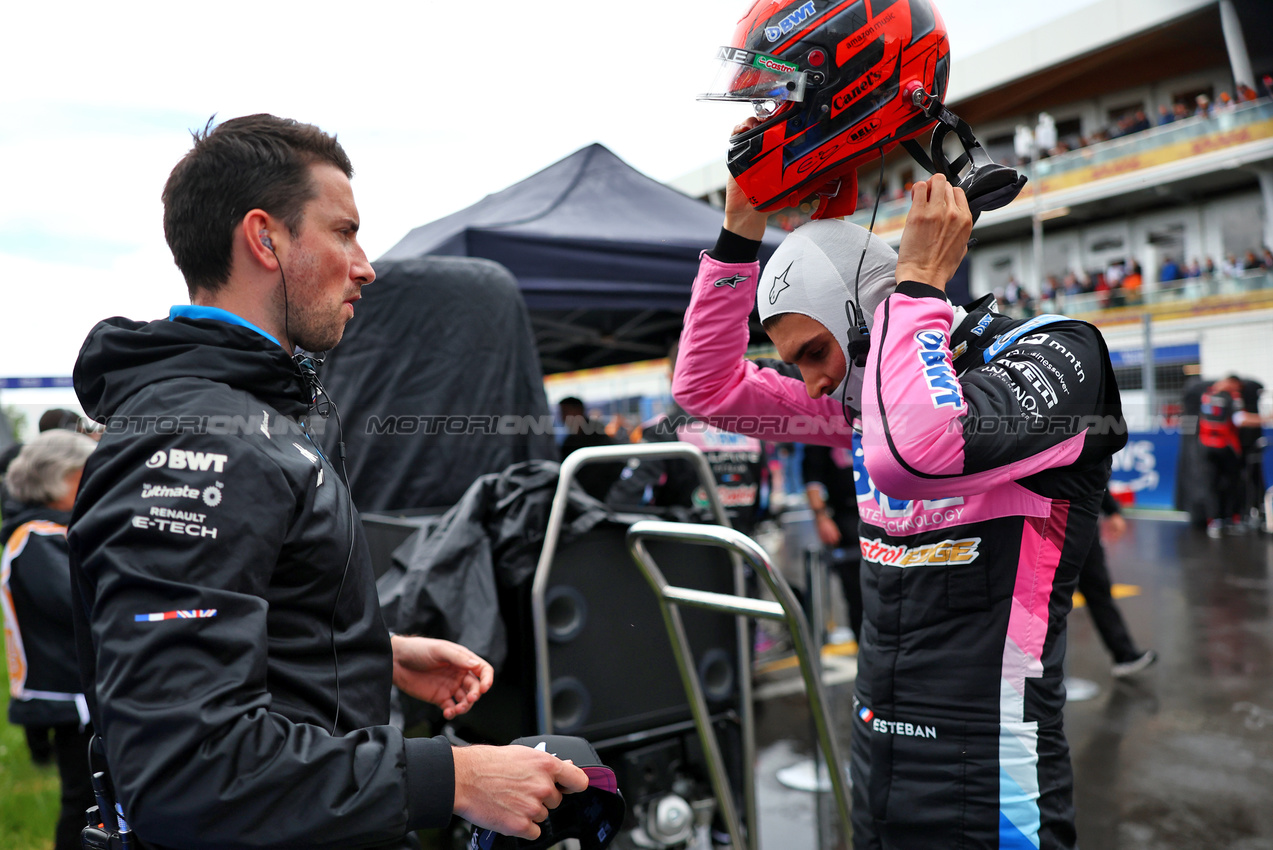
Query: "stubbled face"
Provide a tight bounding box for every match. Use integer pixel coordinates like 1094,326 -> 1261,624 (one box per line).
280,164 -> 375,352
767,313 -> 846,399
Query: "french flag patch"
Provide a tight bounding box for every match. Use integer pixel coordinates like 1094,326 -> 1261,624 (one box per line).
859,707 -> 874,723
135,609 -> 217,622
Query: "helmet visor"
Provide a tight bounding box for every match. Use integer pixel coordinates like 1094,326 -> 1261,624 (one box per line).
699,46 -> 807,105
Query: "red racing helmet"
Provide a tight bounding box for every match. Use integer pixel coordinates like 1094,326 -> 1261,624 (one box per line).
701,0 -> 955,219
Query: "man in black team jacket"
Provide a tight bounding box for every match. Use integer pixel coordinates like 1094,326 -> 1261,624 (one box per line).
68,114 -> 586,850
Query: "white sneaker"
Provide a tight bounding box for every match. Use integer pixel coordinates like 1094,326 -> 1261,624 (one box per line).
1112,649 -> 1158,679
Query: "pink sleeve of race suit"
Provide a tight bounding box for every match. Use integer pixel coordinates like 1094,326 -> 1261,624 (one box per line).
860,283 -> 1086,501
671,253 -> 850,445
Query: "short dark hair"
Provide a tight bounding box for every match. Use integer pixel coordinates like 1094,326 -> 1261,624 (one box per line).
162,114 -> 353,296
559,397 -> 585,411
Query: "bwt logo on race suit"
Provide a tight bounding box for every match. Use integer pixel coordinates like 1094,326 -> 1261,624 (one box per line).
851,435 -> 967,533
765,0 -> 815,41
145,450 -> 228,473
915,330 -> 964,410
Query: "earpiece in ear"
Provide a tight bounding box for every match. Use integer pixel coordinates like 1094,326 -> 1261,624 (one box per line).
259,231 -> 274,250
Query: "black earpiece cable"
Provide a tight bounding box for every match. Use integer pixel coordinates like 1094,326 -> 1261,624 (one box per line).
841,146 -> 888,426
266,238 -> 356,736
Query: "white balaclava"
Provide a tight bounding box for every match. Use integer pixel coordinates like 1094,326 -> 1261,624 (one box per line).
757,219 -> 898,409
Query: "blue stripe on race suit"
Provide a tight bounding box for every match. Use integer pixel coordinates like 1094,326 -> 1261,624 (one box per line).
999,811 -> 1040,849
983,315 -> 1071,363
999,764 -> 1042,847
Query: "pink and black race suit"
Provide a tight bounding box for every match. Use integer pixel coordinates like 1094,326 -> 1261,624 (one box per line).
674,253 -> 1125,850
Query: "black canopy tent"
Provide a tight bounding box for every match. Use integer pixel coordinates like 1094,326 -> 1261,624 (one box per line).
378,143 -> 788,372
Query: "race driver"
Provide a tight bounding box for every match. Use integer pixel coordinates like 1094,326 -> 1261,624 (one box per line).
686,2 -> 1122,844
67,114 -> 586,849
672,140 -> 1125,849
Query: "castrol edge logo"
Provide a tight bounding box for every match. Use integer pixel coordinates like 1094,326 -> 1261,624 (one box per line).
860,537 -> 981,567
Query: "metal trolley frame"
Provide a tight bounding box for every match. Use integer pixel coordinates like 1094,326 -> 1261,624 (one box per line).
530,442 -> 851,849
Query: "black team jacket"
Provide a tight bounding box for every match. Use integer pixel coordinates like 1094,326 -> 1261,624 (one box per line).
68,313 -> 453,849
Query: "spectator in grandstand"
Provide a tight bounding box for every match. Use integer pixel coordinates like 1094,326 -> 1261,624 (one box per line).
1159,257 -> 1181,283
1063,272 -> 1083,296
1040,275 -> 1058,305
1261,74 -> 1273,99
1223,253 -> 1243,277
2,430 -> 99,850
1156,104 -> 1174,126
1185,258 -> 1202,278
1216,91 -> 1236,113
1261,248 -> 1273,270
1130,109 -> 1152,133
1003,275 -> 1023,306
1075,490 -> 1157,678
1203,256 -> 1218,277
1199,376 -> 1263,536
1194,94 -> 1213,118
1236,83 -> 1258,103
1242,250 -> 1261,271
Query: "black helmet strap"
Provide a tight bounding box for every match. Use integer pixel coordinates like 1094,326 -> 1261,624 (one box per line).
901,87 -> 1028,222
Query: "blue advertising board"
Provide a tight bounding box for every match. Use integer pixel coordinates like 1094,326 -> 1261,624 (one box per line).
1110,427 -> 1273,509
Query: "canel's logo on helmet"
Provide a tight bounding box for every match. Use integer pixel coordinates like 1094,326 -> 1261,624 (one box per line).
765,0 -> 816,42
832,66 -> 886,115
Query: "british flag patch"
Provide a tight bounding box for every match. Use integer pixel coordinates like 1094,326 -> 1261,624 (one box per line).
134,609 -> 217,622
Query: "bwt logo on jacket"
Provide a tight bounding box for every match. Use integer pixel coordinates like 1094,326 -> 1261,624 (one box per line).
145,450 -> 229,473
915,330 -> 964,410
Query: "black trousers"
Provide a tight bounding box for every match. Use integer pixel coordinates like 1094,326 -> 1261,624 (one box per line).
1203,447 -> 1243,522
831,553 -> 863,639
1076,538 -> 1139,664
49,724 -> 96,850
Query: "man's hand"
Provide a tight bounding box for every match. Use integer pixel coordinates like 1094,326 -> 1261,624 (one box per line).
391,635 -> 493,720
723,118 -> 771,241
815,513 -> 842,547
894,173 -> 974,292
453,745 -> 591,841
1101,512 -> 1128,543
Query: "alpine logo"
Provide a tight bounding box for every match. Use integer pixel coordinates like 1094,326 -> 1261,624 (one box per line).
144,450 -> 229,473
714,273 -> 748,289
915,330 -> 963,409
769,263 -> 793,305
766,0 -> 815,42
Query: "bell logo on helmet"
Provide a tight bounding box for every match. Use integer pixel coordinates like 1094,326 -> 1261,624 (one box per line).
767,1 -> 817,42
849,117 -> 882,144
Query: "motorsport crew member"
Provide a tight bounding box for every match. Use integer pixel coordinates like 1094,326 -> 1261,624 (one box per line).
68,114 -> 586,850
1198,375 -> 1262,536
671,159 -> 1125,846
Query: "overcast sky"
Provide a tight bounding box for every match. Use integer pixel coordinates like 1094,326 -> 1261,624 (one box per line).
1,0 -> 1102,406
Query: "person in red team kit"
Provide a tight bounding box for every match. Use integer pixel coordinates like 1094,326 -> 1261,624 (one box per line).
685,2 -> 1125,846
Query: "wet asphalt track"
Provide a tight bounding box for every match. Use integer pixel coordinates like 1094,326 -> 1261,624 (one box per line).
751,517 -> 1273,850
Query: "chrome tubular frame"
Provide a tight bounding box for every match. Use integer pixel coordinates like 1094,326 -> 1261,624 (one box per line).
529,443 -> 759,850
626,520 -> 853,848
